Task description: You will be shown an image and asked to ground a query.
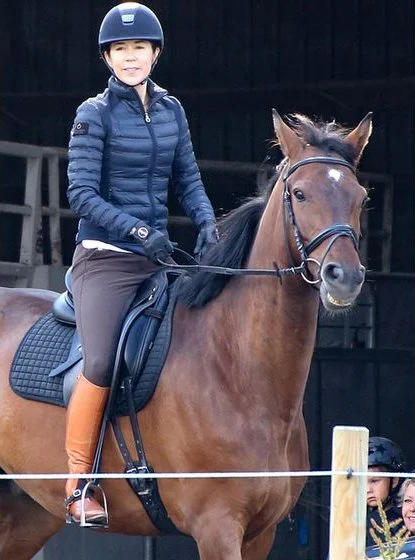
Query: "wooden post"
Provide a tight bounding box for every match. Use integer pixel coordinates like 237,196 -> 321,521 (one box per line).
47,154 -> 63,266
17,154 -> 43,286
329,426 -> 369,560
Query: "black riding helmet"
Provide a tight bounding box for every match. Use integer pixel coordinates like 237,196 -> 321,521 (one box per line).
99,2 -> 164,54
98,2 -> 164,83
368,436 -> 406,504
368,436 -> 406,472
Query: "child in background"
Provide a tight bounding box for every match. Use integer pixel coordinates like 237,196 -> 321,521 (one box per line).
366,436 -> 407,547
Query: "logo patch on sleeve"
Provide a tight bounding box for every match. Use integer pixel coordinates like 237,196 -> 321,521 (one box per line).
72,122 -> 89,136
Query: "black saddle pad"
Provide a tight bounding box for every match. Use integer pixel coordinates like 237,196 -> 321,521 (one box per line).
10,312 -> 74,407
9,285 -> 177,414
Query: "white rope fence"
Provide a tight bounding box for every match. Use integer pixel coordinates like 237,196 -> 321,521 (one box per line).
0,469 -> 412,481
1,426 -> 407,559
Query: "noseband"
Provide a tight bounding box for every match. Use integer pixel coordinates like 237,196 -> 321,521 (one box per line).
282,156 -> 360,284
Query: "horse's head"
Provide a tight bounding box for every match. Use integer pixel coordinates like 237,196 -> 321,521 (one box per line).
272,110 -> 372,312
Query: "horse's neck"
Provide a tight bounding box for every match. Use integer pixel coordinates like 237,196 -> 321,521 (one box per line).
198,276 -> 317,424
220,194 -> 320,409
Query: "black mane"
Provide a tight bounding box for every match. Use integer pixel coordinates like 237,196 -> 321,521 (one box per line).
179,114 -> 355,308
178,196 -> 267,308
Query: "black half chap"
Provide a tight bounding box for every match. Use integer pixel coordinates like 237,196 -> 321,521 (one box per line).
71,244 -> 160,387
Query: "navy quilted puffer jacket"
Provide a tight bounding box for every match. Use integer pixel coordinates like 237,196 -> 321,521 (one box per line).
67,76 -> 215,253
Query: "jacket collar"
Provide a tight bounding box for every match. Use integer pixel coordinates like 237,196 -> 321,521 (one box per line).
108,76 -> 167,105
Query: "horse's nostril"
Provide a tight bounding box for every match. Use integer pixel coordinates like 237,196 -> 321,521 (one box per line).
323,263 -> 344,283
323,262 -> 366,287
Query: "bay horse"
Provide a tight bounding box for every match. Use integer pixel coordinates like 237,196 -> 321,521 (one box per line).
0,110 -> 371,559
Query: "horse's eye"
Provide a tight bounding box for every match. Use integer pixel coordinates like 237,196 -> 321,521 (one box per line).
293,189 -> 305,202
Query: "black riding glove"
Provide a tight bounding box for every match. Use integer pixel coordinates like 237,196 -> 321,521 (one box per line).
131,225 -> 174,263
194,221 -> 219,261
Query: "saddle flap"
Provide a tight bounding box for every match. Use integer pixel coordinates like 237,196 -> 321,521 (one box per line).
124,288 -> 169,378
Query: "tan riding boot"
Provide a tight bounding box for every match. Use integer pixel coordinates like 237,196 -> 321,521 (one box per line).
65,374 -> 109,525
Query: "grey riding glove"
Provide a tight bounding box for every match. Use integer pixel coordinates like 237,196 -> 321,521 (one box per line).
194,221 -> 219,261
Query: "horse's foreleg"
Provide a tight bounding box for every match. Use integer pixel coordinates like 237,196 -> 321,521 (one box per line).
0,481 -> 63,560
193,513 -> 244,560
241,525 -> 277,560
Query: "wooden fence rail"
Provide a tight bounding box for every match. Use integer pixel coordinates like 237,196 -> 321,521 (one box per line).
0,139 -> 395,287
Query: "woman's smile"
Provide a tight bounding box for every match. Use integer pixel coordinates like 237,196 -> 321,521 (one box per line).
123,66 -> 141,74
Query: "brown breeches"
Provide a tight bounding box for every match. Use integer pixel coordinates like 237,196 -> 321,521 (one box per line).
71,244 -> 161,387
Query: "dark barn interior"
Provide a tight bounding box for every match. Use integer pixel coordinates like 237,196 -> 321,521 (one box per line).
0,1 -> 414,558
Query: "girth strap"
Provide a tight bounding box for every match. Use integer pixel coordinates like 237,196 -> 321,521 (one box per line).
110,376 -> 180,534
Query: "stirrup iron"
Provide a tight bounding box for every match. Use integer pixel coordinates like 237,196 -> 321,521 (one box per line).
65,481 -> 109,528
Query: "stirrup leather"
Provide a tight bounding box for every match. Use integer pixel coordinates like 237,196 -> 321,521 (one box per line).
65,481 -> 109,528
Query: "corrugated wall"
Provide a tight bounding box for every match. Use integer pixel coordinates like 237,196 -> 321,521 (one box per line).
2,0 -> 413,155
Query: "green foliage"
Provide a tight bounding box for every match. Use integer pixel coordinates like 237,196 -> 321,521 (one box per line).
366,499 -> 410,560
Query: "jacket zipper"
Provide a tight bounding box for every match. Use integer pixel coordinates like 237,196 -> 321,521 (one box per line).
133,91 -> 157,226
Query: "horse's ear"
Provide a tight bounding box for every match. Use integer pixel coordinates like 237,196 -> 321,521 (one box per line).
345,112 -> 373,165
272,109 -> 302,159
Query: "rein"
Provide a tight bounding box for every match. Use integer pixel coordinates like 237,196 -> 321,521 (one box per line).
158,156 -> 360,283
158,249 -> 306,279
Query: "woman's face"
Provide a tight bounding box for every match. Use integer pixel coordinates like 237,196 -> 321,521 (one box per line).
402,483 -> 415,533
367,466 -> 397,508
104,40 -> 159,86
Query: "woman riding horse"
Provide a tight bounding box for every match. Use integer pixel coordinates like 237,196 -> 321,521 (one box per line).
65,2 -> 218,525
0,108 -> 371,559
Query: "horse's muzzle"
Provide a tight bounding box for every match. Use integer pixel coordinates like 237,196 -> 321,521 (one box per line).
320,261 -> 366,311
